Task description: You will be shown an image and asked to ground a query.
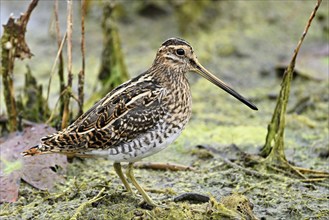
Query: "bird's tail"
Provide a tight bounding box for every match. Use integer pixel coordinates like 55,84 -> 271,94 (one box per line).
22,143 -> 96,158
22,132 -> 62,157
21,144 -> 51,157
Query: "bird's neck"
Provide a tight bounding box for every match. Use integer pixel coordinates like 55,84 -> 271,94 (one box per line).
147,64 -> 192,109
148,64 -> 189,88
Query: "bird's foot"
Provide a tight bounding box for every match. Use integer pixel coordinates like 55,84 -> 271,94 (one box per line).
138,200 -> 169,210
120,188 -> 145,203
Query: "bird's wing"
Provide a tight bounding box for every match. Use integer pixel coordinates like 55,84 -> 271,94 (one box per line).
29,79 -> 167,155
73,79 -> 165,133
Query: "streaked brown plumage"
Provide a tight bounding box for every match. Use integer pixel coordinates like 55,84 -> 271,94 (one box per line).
23,38 -> 257,206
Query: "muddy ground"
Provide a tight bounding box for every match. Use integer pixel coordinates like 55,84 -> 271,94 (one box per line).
0,1 -> 328,219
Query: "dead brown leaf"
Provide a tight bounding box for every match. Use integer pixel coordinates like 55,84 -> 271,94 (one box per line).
0,124 -> 67,203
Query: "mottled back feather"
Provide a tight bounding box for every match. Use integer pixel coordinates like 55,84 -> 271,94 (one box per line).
39,69 -> 171,154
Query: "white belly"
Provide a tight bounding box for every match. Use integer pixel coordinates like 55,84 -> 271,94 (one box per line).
90,129 -> 182,163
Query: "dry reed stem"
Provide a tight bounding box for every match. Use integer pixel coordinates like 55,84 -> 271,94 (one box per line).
78,0 -> 86,116
261,0 -> 322,157
61,0 -> 73,129
46,32 -> 67,103
54,0 -> 66,117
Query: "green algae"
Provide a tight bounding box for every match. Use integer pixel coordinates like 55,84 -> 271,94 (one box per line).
1,1 -> 328,219
1,159 -> 23,175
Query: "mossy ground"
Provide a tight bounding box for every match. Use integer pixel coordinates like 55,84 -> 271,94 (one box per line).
1,1 -> 328,219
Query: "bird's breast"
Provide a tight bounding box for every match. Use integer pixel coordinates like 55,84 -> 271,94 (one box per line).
164,77 -> 192,128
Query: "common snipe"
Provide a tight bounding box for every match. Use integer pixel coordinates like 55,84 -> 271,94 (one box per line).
23,38 -> 257,206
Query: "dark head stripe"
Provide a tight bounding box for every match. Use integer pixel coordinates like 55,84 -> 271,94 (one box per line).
162,38 -> 191,48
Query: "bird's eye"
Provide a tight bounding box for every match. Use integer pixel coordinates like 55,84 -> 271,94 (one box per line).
176,49 -> 185,56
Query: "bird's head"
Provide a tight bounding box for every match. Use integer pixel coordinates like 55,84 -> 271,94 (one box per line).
154,38 -> 258,110
154,38 -> 196,74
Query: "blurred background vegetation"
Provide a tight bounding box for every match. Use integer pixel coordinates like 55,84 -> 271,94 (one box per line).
0,0 -> 328,219
1,0 -> 328,131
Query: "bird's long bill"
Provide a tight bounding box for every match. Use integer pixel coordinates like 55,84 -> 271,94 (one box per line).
193,61 -> 258,110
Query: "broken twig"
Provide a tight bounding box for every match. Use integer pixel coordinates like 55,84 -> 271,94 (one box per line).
69,188 -> 105,220
134,162 -> 196,172
1,0 -> 39,132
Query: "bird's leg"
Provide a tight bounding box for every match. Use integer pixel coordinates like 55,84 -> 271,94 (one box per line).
126,162 -> 157,207
113,162 -> 133,193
